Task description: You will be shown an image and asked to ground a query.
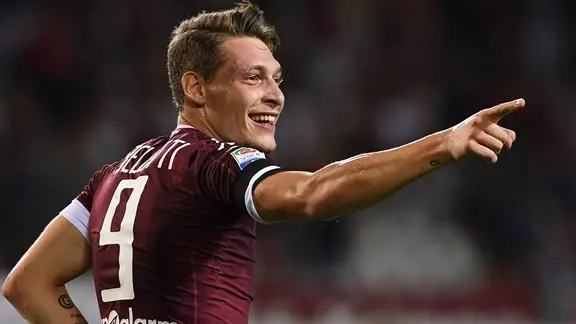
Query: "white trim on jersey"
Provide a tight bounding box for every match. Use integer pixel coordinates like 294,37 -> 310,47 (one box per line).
60,199 -> 90,243
244,165 -> 280,224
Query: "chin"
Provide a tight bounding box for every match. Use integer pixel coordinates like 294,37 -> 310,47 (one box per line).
249,137 -> 276,154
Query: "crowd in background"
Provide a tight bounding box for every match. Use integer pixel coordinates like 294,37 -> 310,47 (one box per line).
1,0 -> 575,322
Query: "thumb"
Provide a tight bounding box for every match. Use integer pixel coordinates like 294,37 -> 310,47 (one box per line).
484,98 -> 525,122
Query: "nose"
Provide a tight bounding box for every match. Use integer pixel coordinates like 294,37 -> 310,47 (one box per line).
262,82 -> 284,109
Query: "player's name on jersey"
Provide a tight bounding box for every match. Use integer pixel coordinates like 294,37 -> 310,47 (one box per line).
117,139 -> 191,174
100,308 -> 176,324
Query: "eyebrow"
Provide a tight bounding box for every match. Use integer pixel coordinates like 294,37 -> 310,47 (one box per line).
246,64 -> 282,76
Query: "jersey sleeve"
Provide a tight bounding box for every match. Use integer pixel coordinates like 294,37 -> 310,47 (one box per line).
200,146 -> 283,223
60,162 -> 118,242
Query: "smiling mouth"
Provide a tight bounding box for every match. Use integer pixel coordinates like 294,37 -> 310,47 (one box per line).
249,114 -> 277,126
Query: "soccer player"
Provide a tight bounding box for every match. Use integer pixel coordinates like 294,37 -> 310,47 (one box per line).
2,1 -> 525,323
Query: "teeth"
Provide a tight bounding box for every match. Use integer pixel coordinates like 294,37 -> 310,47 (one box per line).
250,115 -> 277,123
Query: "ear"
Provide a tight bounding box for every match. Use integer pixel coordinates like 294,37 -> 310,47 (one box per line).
181,72 -> 205,106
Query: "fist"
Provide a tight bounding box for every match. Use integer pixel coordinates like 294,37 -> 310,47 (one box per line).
445,99 -> 525,163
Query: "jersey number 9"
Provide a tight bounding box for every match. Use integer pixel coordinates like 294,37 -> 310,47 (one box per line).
99,176 -> 149,303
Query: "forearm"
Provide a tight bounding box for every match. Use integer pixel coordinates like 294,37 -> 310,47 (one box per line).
256,99 -> 524,223
304,130 -> 453,218
2,216 -> 91,323
9,285 -> 87,324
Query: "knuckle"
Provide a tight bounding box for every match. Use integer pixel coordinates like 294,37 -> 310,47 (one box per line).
471,116 -> 483,126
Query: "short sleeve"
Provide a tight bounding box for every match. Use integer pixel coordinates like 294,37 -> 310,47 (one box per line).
200,146 -> 283,223
60,162 -> 118,241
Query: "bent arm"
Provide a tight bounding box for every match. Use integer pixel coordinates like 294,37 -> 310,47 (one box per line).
254,130 -> 453,222
2,216 -> 91,324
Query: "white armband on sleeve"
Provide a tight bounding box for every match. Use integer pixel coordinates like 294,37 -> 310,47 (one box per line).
244,165 -> 281,224
232,155 -> 284,224
60,199 -> 90,243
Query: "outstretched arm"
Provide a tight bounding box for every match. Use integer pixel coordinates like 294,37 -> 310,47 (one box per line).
2,216 -> 90,324
253,99 -> 524,222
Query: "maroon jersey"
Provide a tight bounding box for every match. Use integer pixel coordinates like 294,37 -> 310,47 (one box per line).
61,125 -> 282,324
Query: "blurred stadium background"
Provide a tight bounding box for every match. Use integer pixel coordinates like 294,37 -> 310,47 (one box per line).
1,0 -> 575,323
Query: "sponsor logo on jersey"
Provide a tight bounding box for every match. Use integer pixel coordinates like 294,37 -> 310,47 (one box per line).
230,147 -> 265,170
101,308 -> 176,324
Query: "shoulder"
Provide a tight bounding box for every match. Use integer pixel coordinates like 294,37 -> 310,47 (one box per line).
90,161 -> 121,185
227,147 -> 268,170
172,128 -> 273,178
200,141 -> 269,174
208,145 -> 269,173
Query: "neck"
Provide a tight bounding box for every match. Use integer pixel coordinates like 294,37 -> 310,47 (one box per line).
177,107 -> 223,141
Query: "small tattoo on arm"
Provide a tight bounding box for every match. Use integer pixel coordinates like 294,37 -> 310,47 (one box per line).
70,313 -> 88,324
58,294 -> 74,309
430,159 -> 441,167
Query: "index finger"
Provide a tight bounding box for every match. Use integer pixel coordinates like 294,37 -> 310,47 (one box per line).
484,98 -> 525,122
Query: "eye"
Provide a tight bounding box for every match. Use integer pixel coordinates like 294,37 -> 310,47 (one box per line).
274,77 -> 284,86
245,75 -> 260,83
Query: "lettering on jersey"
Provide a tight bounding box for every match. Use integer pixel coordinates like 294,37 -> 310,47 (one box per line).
230,147 -> 265,170
101,308 -> 176,324
117,140 -> 191,174
211,138 -> 237,151
118,145 -> 156,174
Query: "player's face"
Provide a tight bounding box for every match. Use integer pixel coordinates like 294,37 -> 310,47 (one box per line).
203,37 -> 284,153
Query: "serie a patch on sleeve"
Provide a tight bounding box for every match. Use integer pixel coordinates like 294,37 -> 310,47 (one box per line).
230,147 -> 266,170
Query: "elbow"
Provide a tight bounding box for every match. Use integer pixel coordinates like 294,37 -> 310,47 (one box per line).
302,202 -> 327,221
2,271 -> 35,307
257,171 -> 342,222
2,274 -> 23,305
299,180 -> 340,221
302,198 -> 340,221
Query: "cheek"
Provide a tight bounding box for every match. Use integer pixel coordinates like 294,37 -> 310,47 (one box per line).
209,85 -> 260,123
207,90 -> 236,116
233,93 -> 259,116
